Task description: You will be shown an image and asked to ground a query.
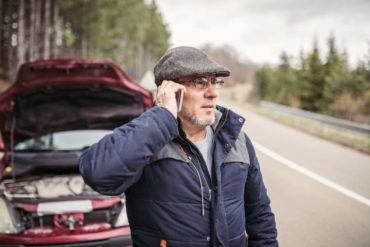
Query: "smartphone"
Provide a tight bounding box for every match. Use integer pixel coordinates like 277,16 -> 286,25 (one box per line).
175,89 -> 184,112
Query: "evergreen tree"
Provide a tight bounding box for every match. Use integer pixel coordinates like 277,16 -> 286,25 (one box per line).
319,35 -> 353,115
300,39 -> 325,112
254,36 -> 369,123
58,0 -> 170,80
255,65 -> 273,100
274,52 -> 299,106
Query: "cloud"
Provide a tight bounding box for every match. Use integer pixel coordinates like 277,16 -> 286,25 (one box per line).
155,0 -> 370,66
245,0 -> 370,23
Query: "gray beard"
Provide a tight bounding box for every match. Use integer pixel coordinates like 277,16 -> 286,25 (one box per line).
181,108 -> 215,127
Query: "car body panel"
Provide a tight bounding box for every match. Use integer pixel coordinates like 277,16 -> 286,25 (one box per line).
0,58 -> 151,246
0,58 -> 152,149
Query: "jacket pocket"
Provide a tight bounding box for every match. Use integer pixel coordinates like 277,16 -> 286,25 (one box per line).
221,162 -> 248,202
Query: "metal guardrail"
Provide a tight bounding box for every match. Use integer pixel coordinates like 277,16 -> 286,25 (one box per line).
260,101 -> 370,136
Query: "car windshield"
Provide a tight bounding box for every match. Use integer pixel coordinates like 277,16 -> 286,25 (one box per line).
14,130 -> 112,151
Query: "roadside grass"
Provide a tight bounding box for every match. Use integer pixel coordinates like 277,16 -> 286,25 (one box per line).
219,88 -> 370,154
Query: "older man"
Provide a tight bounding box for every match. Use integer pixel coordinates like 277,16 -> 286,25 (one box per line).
79,46 -> 278,246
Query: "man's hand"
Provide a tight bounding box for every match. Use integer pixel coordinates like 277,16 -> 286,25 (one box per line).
156,80 -> 186,118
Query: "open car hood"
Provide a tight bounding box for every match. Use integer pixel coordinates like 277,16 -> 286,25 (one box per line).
0,58 -> 153,149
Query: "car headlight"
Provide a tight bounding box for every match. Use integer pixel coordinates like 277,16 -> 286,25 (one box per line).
114,201 -> 129,227
0,197 -> 22,234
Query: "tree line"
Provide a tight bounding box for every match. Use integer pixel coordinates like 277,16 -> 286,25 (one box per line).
201,44 -> 257,86
0,0 -> 170,85
256,36 -> 370,123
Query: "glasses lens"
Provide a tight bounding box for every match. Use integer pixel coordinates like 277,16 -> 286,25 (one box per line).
213,78 -> 224,88
186,77 -> 224,89
191,78 -> 208,89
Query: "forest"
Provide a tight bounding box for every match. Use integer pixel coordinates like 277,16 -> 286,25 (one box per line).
1,1 -> 369,123
0,0 -> 170,85
256,36 -> 370,123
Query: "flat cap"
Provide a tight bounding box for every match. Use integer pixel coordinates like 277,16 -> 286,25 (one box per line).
154,46 -> 230,86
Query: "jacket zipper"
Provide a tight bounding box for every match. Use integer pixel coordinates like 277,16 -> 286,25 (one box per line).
209,109 -> 228,247
177,141 -> 210,217
197,158 -> 212,201
188,155 -> 212,197
176,108 -> 229,219
177,141 -> 212,212
188,159 -> 206,216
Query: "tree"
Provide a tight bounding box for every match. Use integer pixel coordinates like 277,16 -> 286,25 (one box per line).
274,52 -> 300,106
299,39 -> 325,112
320,35 -> 352,113
0,0 -> 171,84
255,65 -> 273,101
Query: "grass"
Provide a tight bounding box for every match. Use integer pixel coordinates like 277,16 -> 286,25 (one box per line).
219,87 -> 370,154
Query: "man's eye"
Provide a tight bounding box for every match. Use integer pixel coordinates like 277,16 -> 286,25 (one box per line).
196,78 -> 208,83
215,78 -> 222,83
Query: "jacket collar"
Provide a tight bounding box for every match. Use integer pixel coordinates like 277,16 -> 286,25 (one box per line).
214,105 -> 245,147
176,105 -> 245,146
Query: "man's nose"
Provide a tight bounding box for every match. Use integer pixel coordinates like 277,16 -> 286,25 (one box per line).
204,83 -> 219,99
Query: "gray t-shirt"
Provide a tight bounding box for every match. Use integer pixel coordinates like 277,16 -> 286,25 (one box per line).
193,126 -> 214,176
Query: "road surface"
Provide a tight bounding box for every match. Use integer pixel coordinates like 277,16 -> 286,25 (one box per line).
221,101 -> 370,247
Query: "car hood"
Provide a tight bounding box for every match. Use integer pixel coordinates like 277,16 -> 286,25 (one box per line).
0,58 -> 153,149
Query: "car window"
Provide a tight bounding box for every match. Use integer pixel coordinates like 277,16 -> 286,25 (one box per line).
14,130 -> 112,151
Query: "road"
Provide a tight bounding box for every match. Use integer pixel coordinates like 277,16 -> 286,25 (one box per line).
221,101 -> 370,247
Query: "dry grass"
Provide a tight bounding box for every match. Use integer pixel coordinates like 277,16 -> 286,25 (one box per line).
219,87 -> 370,154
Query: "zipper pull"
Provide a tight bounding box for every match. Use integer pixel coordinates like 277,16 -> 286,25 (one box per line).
209,189 -> 212,201
200,185 -> 205,216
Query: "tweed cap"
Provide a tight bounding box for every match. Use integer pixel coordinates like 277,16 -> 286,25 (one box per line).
154,46 -> 230,86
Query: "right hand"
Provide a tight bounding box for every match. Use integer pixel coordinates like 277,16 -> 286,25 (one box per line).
156,80 -> 187,118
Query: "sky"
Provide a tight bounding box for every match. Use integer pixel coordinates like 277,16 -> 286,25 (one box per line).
154,0 -> 370,67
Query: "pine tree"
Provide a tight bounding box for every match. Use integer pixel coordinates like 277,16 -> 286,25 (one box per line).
275,52 -> 299,106
321,35 -> 352,113
300,39 -> 325,112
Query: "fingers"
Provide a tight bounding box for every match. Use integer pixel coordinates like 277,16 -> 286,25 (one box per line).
155,80 -> 187,118
157,80 -> 186,97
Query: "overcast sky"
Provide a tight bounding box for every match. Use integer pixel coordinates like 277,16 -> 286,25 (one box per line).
154,0 -> 370,67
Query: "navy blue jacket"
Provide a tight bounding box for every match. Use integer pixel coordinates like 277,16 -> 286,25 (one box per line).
79,106 -> 278,247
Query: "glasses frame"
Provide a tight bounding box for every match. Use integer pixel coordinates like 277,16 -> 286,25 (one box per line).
176,76 -> 224,90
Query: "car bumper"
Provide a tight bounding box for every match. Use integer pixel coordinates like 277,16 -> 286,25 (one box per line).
0,235 -> 132,246
0,227 -> 131,246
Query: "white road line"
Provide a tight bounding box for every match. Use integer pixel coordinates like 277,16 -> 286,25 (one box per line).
253,141 -> 370,207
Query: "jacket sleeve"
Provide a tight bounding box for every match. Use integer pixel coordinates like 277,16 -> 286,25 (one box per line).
79,106 -> 179,196
244,135 -> 278,247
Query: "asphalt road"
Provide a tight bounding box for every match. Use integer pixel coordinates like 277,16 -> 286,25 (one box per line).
221,101 -> 370,247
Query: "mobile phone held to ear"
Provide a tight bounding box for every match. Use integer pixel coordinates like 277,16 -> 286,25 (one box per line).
175,89 -> 184,112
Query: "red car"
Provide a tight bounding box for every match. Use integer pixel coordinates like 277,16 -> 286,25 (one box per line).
0,59 -> 153,246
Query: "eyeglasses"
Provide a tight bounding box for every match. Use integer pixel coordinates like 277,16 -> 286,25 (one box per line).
177,77 -> 224,90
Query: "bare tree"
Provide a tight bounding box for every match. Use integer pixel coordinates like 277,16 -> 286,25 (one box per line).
51,0 -> 59,58
202,44 -> 257,85
8,0 -> 19,82
0,0 -> 14,81
29,0 -> 36,60
43,0 -> 51,59
33,0 -> 42,60
17,0 -> 25,68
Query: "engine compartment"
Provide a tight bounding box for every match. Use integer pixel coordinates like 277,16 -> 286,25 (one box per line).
1,175 -> 100,200
0,175 -> 125,236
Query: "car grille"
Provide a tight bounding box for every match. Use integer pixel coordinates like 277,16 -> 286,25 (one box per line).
23,206 -> 122,230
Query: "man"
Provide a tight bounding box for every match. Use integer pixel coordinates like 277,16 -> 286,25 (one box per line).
79,46 -> 278,246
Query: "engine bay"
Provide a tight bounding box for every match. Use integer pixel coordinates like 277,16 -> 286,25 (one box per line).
1,175 -> 100,200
